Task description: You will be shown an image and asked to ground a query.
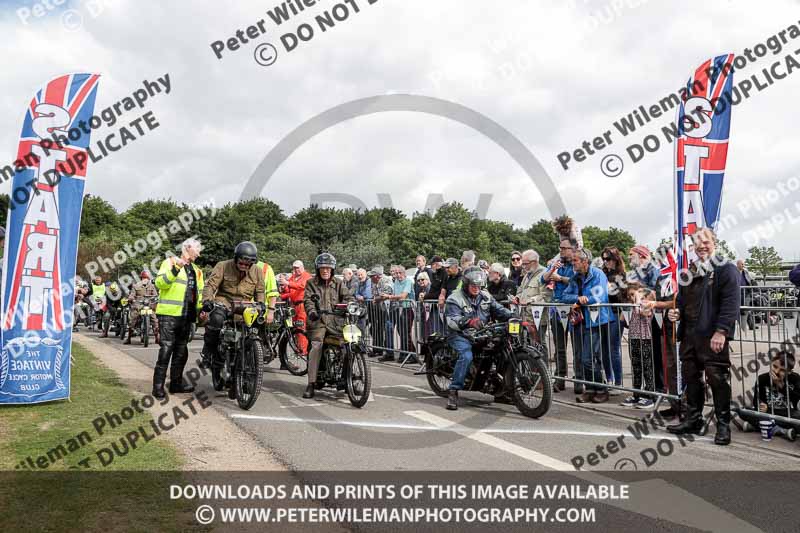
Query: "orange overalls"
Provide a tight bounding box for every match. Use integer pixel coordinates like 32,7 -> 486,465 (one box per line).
280,270 -> 312,353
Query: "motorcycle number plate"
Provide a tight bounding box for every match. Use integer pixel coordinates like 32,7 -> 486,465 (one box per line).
508,322 -> 520,334
285,318 -> 293,327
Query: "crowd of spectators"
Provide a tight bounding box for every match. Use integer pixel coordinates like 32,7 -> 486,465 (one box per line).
300,228 -> 747,426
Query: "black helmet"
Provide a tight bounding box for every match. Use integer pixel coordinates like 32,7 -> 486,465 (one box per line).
234,241 -> 258,264
462,266 -> 486,291
315,252 -> 337,271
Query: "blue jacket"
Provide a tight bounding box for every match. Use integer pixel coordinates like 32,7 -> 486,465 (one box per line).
445,288 -> 512,338
561,266 -> 611,327
629,262 -> 659,291
541,261 -> 574,302
356,279 -> 372,300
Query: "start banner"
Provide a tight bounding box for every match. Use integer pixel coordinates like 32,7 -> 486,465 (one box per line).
673,54 -> 734,270
0,73 -> 101,405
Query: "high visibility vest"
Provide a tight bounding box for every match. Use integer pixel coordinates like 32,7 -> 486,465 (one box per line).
91,284 -> 105,299
154,257 -> 204,317
257,261 -> 280,301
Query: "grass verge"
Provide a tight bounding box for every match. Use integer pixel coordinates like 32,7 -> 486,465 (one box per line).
0,342 -> 204,532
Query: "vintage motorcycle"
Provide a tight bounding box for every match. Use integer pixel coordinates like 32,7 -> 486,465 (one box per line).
136,296 -> 159,347
261,302 -> 309,375
210,302 -> 266,410
420,318 -> 552,418
309,296 -> 372,408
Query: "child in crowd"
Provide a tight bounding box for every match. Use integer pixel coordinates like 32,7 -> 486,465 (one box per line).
736,351 -> 799,441
620,282 -> 657,409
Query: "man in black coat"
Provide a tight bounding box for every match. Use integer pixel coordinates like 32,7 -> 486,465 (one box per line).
667,228 -> 740,445
487,263 -> 517,304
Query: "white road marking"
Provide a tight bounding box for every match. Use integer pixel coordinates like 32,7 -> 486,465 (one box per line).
374,393 -> 405,400
374,384 -> 432,394
230,414 -> 436,431
227,412 -> 689,441
401,410 -> 761,532
265,388 -> 323,408
405,410 -> 573,471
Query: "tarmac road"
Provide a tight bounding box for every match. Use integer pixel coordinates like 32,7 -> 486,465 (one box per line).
88,330 -> 800,473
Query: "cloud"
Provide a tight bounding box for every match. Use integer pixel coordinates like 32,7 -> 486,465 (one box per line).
1,0 -> 799,260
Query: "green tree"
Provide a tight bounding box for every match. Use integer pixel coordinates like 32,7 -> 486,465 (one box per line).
80,195 -> 120,237
716,239 -> 738,261
524,219 -> 560,262
746,246 -> 783,279
581,226 -> 636,258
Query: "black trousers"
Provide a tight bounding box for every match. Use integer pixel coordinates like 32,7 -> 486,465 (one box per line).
679,333 -> 731,423
156,315 -> 193,384
651,320 -> 665,393
202,306 -> 228,365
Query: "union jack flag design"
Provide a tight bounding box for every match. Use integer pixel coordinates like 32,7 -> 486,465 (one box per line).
673,55 -> 734,271
1,73 -> 100,404
658,248 -> 678,298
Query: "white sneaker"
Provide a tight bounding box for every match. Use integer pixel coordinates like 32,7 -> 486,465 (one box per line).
608,388 -> 623,396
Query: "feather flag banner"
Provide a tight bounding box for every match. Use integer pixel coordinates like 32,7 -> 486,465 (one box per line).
673,55 -> 734,271
1,73 -> 101,405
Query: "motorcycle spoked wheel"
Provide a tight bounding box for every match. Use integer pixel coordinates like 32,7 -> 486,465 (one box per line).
119,312 -> 128,340
508,349 -> 552,419
141,315 -> 150,348
345,347 -> 371,408
279,330 -> 309,376
425,346 -> 455,398
235,338 -> 265,410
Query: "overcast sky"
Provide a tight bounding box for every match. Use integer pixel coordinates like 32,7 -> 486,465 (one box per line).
1,0 -> 799,260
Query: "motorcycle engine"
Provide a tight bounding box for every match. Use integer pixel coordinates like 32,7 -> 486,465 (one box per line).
483,364 -> 505,396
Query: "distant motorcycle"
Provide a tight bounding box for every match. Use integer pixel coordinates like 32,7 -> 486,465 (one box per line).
261,302 -> 309,375
137,297 -> 159,347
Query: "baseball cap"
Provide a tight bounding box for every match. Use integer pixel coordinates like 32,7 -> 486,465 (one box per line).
444,258 -> 458,268
368,265 -> 384,276
430,255 -> 443,264
292,260 -> 303,268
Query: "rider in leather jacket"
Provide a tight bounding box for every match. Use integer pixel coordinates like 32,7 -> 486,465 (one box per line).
302,252 -> 353,399
444,266 -> 512,410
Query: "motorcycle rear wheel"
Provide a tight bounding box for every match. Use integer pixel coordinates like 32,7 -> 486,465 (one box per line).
425,347 -> 454,398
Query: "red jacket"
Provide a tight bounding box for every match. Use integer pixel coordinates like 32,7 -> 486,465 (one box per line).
281,271 -> 312,304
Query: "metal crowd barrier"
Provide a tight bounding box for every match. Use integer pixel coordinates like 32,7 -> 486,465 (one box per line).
740,285 -> 798,310
732,305 -> 800,434
364,299 -> 420,366
515,302 -> 680,411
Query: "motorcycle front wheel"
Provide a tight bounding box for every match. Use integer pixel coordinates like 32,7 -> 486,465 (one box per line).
235,338 -> 265,410
141,315 -> 150,347
279,330 -> 309,376
119,312 -> 129,340
346,347 -> 371,408
510,350 -> 552,419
